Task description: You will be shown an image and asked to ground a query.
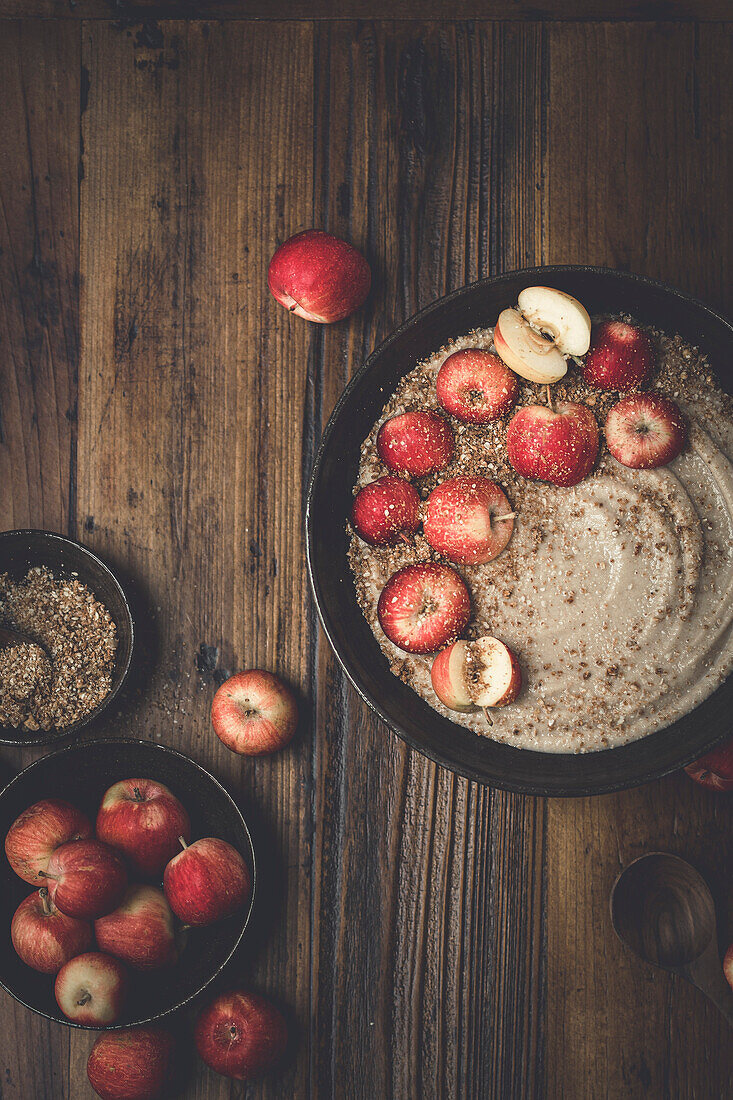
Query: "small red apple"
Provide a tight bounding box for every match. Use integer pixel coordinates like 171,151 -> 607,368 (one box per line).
163,837 -> 252,926
194,990 -> 288,1081
267,229 -> 370,323
54,951 -> 127,1026
376,409 -> 454,478
351,476 -> 421,546
4,798 -> 93,885
11,887 -> 93,974
377,563 -> 471,654
96,778 -> 191,879
436,348 -> 518,423
211,670 -> 298,756
95,885 -> 179,970
684,737 -> 733,791
423,476 -> 514,564
431,637 -> 522,711
582,320 -> 655,391
42,838 -> 128,920
605,393 -> 687,470
506,401 -> 599,487
87,1026 -> 175,1100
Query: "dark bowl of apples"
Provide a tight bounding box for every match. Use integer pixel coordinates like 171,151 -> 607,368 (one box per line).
0,738 -> 256,1028
306,265 -> 733,796
0,529 -> 135,746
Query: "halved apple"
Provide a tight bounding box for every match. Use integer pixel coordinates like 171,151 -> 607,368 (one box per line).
516,286 -> 591,356
494,309 -> 568,384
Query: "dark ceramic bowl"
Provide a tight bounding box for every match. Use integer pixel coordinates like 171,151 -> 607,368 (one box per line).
0,738 -> 256,1028
307,266 -> 733,796
0,530 -> 134,745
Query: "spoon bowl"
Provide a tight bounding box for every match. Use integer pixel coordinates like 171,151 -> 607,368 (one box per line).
611,853 -> 733,1026
0,624 -> 52,660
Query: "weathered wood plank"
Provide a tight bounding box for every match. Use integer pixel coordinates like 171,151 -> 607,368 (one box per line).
0,1 -> 730,20
0,20 -> 80,1097
542,21 -> 733,1099
310,23 -> 547,1098
77,20 -> 314,1097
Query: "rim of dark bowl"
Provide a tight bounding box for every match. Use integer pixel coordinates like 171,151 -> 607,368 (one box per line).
0,738 -> 257,1028
306,264 -> 733,796
0,529 -> 135,746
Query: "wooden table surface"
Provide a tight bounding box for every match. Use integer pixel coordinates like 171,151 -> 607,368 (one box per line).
1,4 -> 732,1098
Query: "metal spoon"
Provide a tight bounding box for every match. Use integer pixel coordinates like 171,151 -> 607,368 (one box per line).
0,624 -> 51,660
611,852 -> 733,1027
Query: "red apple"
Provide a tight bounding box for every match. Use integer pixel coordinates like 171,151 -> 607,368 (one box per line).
424,476 -> 514,564
376,410 -> 454,477
507,401 -> 599,487
431,637 -> 521,711
582,320 -> 655,390
351,476 -> 421,546
96,778 -> 191,879
436,348 -> 518,423
42,839 -> 128,920
163,837 -> 252,926
11,887 -> 93,974
194,990 -> 288,1081
87,1027 -> 175,1100
267,229 -> 370,323
4,798 -> 93,885
684,737 -> 733,791
54,951 -> 127,1026
724,943 -> 733,991
95,885 -> 178,970
377,562 -> 471,654
211,670 -> 298,756
605,393 -> 687,469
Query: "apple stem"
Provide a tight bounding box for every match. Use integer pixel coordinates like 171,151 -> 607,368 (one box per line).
38,870 -> 58,882
39,888 -> 53,916
483,707 -> 494,727
77,991 -> 92,1006
494,512 -> 517,522
133,786 -> 143,802
178,836 -> 188,851
546,384 -> 553,411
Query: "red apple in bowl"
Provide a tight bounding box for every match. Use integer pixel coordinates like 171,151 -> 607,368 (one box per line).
351,476 -> 421,546
377,563 -> 471,655
605,393 -> 686,470
163,837 -> 252,926
4,798 -> 93,885
684,737 -> 733,791
194,990 -> 288,1080
211,670 -> 298,756
95,885 -> 179,970
11,887 -> 93,974
431,637 -> 522,711
96,778 -> 191,879
267,229 -> 370,323
376,409 -> 454,477
582,320 -> 655,391
54,951 -> 128,1026
507,400 -> 599,487
436,348 -> 518,423
87,1026 -> 175,1100
423,476 -> 514,564
41,838 -> 128,920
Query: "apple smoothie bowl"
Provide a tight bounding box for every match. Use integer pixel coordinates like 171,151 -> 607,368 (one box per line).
347,287 -> 733,753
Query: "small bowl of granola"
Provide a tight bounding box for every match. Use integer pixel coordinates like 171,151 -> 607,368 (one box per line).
0,531 -> 134,746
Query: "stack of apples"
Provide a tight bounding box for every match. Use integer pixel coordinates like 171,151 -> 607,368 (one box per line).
5,780 -> 287,1097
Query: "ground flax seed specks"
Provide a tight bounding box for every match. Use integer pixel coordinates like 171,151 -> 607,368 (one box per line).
0,567 -> 117,731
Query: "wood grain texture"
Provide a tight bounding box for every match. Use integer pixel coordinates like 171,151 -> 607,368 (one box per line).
0,1 -> 730,20
0,15 -> 731,1100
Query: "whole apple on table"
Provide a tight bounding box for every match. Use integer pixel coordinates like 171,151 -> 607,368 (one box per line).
348,285 -> 693,723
